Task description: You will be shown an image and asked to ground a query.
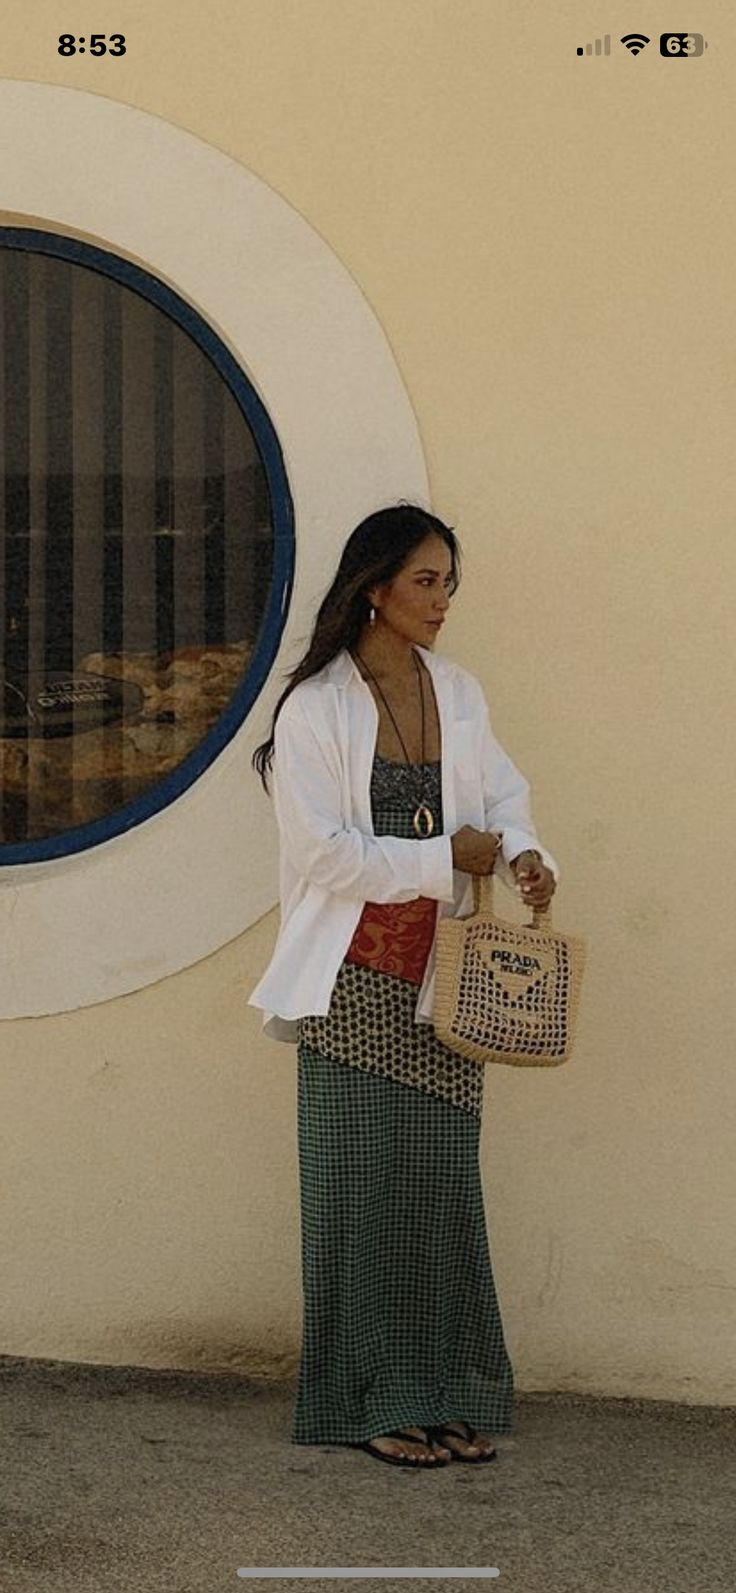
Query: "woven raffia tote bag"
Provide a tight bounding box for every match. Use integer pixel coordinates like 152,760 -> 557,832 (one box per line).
433,873 -> 587,1066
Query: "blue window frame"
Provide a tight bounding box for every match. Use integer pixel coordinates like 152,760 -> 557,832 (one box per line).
0,228 -> 294,862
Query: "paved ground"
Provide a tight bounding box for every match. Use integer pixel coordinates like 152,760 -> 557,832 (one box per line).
0,1354 -> 734,1593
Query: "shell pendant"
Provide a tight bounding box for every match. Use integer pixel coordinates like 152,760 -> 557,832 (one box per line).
413,803 -> 434,838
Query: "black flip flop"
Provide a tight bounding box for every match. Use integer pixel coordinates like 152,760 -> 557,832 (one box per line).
356,1427 -> 451,1468
427,1421 -> 497,1462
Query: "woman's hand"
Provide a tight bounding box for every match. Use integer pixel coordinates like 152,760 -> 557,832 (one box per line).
450,825 -> 502,876
512,850 -> 556,911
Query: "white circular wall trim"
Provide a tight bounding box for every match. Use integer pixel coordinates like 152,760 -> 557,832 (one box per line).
0,81 -> 430,1018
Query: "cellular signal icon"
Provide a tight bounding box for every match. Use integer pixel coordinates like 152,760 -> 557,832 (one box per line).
620,33 -> 650,54
577,34 -> 611,55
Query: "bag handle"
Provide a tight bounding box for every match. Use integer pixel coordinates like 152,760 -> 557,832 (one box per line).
471,871 -> 553,929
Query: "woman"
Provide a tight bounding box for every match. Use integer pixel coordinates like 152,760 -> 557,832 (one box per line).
249,503 -> 558,1470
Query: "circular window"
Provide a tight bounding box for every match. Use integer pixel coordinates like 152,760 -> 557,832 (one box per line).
0,228 -> 294,862
0,82 -> 428,1017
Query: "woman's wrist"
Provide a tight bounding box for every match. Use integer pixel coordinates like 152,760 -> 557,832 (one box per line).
511,849 -> 542,872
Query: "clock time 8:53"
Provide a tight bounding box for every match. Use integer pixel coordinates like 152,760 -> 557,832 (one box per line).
58,35 -> 127,56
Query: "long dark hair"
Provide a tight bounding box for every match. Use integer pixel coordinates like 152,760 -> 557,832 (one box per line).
251,502 -> 462,795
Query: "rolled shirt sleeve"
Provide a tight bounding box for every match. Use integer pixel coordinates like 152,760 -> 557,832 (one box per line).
475,687 -> 560,889
272,695 -> 456,904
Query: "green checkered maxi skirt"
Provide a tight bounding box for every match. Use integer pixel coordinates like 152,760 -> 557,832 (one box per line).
292,754 -> 514,1445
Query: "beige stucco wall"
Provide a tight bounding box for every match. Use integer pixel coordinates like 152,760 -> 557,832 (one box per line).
1,2 -> 734,1403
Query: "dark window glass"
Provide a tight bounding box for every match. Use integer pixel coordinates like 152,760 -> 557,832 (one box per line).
0,231 -> 293,861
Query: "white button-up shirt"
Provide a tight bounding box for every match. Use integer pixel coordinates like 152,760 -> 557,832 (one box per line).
246,644 -> 559,1043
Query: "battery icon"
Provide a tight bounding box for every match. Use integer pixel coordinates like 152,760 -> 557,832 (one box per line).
660,33 -> 707,55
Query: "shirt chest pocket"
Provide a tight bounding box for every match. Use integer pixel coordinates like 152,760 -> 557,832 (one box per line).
453,720 -> 477,779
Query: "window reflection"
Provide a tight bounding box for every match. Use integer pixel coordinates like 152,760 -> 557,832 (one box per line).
0,241 -> 274,845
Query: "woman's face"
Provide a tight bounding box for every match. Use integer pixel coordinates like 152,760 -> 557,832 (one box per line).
374,533 -> 454,645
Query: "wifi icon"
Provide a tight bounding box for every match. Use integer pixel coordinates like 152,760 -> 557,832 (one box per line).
621,33 -> 650,54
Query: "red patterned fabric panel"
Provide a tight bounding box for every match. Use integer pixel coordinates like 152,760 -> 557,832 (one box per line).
344,897 -> 439,985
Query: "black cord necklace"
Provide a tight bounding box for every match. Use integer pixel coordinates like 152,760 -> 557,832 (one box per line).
352,646 -> 435,837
